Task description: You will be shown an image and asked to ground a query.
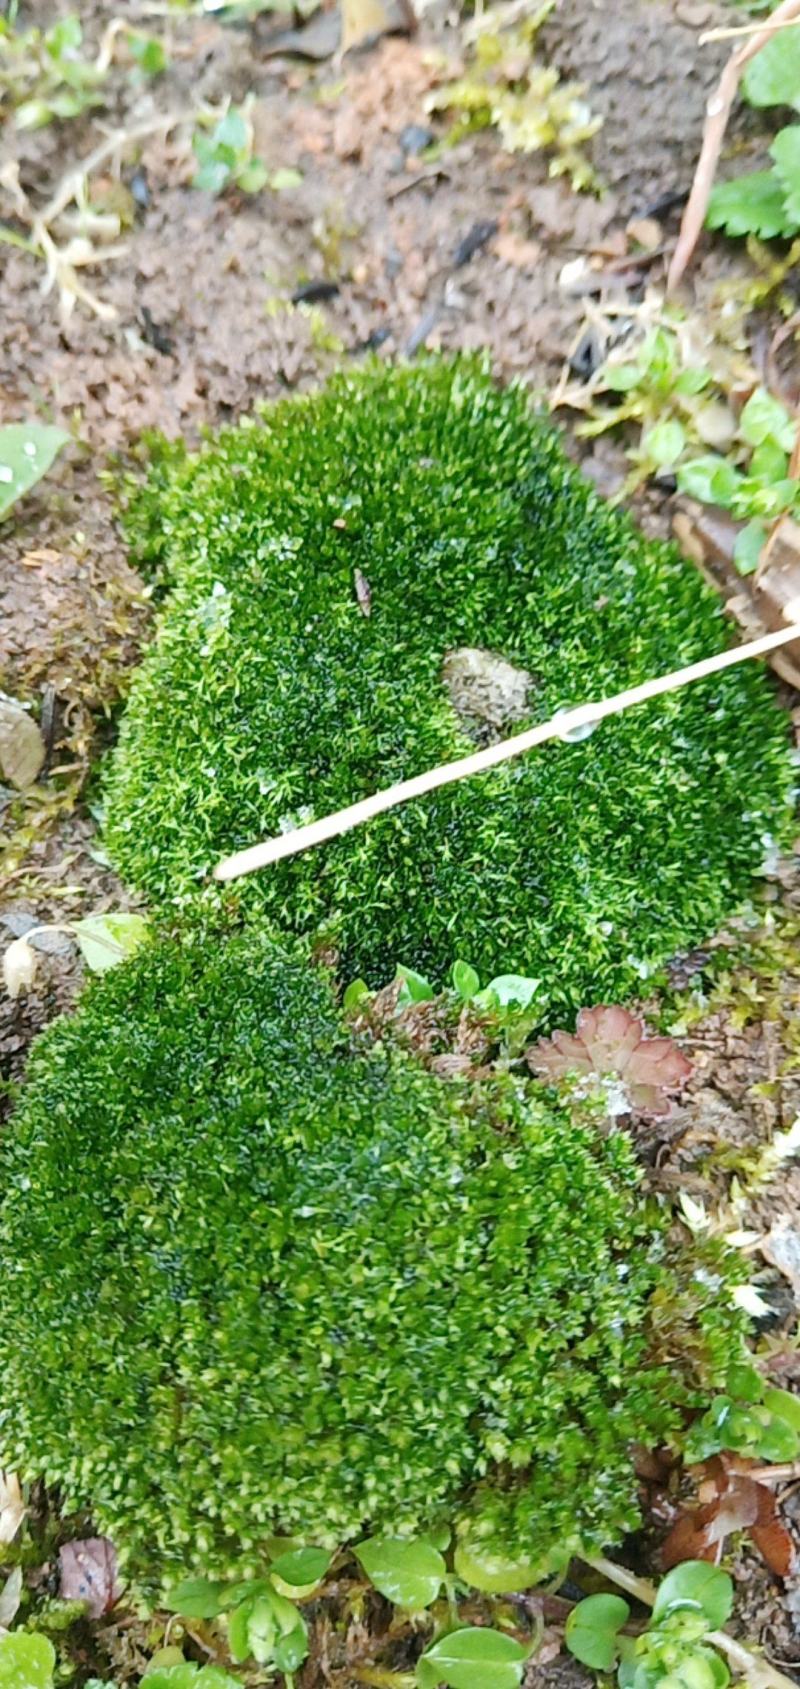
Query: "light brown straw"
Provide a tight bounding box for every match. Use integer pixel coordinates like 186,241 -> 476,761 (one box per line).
214,618 -> 800,883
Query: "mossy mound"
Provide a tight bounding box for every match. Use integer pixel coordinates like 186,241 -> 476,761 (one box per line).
0,930 -> 739,1583
104,360 -> 793,1011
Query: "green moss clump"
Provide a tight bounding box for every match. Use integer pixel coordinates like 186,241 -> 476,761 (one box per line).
0,930 -> 740,1583
103,362 -> 793,1013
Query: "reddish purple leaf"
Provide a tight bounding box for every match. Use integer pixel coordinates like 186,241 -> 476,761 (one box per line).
59,1537 -> 121,1618
528,1004 -> 692,1115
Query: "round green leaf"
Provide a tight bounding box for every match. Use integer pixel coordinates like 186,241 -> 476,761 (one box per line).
763,1386 -> 800,1434
653,1564 -> 733,1631
452,960 -> 480,1000
0,424 -> 70,520
394,964 -> 436,1005
454,1538 -> 564,1594
676,455 -> 742,509
163,1577 -> 228,1618
356,1535 -> 446,1609
416,1627 -> 530,1689
270,1545 -> 331,1588
477,974 -> 540,1011
642,420 -> 686,470
565,1593 -> 630,1669
0,1634 -> 56,1689
738,386 -> 796,452
733,521 -> 767,577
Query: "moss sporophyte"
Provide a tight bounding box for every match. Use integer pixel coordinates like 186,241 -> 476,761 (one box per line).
104,361 -> 793,1013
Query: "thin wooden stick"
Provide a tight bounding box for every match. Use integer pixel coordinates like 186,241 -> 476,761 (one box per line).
666,0 -> 800,297
214,618 -> 800,883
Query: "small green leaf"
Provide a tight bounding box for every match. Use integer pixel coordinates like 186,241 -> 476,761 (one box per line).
273,1619 -> 309,1673
0,424 -> 70,520
144,1668 -> 241,1689
394,964 -> 436,1005
739,385 -> 796,452
706,170 -> 795,240
653,1563 -> 733,1631
227,1597 -> 260,1664
415,1627 -> 530,1689
565,1593 -> 630,1670
733,521 -> 766,576
726,1360 -> 764,1402
163,1577 -> 228,1618
356,1536 -> 446,1609
72,912 -> 149,972
452,959 -> 480,1000
731,476 -> 797,520
749,441 -> 789,482
476,974 -> 540,1011
0,1633 -> 56,1689
676,455 -> 742,509
770,124 -> 800,225
237,159 -> 270,194
763,1385 -> 800,1433
602,363 -> 644,393
215,110 -> 249,152
455,1538 -> 566,1594
270,1546 -> 331,1587
269,167 -> 303,191
128,31 -> 169,74
343,977 -> 371,1011
642,419 -> 686,469
743,28 -> 800,112
192,159 -> 231,196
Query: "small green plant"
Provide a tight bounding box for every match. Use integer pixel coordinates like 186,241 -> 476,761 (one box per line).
683,1358 -> 800,1464
428,4 -> 601,190
676,385 -> 799,573
165,1546 -> 333,1674
566,1562 -> 734,1689
0,14 -> 106,129
192,103 -> 302,196
127,31 -> 170,79
707,22 -> 800,239
569,323 -> 798,573
0,423 -> 70,519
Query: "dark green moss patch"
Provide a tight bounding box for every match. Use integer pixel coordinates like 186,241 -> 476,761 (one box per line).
0,929 -> 740,1583
104,360 -> 793,1014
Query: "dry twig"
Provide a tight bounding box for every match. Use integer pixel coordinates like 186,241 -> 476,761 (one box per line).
667,0 -> 800,296
215,619 -> 800,883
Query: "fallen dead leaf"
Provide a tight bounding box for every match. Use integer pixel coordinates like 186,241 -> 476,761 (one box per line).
0,1472 -> 25,1546
59,1537 -> 122,1619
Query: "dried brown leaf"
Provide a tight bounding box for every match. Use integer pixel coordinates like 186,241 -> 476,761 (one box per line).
59,1537 -> 121,1618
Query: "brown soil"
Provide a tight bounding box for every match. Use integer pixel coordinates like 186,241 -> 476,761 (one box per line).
1,0 -> 800,1682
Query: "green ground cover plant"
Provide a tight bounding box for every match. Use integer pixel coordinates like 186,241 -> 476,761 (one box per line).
0,928 -> 743,1586
104,361 -> 793,1012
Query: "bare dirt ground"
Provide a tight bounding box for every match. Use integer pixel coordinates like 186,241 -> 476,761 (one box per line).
1,0 -> 800,1682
